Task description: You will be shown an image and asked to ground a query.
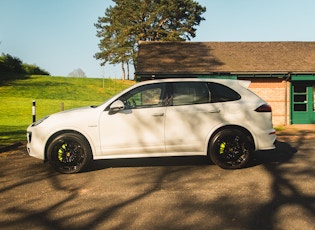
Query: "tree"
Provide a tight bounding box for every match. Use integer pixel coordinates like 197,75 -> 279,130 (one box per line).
0,53 -> 50,75
95,0 -> 206,79
0,53 -> 24,73
68,68 -> 87,78
22,63 -> 50,75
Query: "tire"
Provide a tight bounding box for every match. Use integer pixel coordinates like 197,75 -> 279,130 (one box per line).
47,133 -> 92,174
209,129 -> 253,169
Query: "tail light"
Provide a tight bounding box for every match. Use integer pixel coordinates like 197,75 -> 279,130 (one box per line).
255,104 -> 272,112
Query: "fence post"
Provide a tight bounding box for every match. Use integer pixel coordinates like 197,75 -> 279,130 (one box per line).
61,102 -> 64,111
32,100 -> 36,122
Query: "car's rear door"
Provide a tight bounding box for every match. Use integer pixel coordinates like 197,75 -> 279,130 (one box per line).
164,82 -> 222,155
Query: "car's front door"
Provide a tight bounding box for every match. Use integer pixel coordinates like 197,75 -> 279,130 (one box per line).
99,83 -> 167,156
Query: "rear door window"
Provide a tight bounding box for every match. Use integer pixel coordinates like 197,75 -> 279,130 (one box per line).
172,82 -> 210,106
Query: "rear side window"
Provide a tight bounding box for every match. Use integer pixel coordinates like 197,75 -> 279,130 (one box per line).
207,82 -> 241,102
172,82 -> 210,106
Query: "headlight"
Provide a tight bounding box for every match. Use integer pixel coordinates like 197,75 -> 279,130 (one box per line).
31,116 -> 49,127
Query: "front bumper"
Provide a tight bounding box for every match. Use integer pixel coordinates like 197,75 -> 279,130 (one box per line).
26,131 -> 32,155
26,129 -> 46,160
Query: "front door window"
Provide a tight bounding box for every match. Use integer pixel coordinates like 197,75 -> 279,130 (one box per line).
121,84 -> 166,109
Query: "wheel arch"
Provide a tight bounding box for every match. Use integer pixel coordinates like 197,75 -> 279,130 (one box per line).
44,130 -> 93,161
207,125 -> 255,154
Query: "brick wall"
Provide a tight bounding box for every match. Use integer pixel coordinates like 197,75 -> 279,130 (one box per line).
246,78 -> 290,126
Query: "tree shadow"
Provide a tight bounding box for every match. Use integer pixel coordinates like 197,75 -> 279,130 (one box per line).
1,134 -> 314,229
1,116 -> 314,229
136,42 -> 225,78
249,140 -> 297,167
0,126 -> 27,150
0,73 -> 30,86
247,132 -> 315,229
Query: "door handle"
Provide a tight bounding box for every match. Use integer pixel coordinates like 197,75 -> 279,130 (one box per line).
152,113 -> 164,117
208,109 -> 220,113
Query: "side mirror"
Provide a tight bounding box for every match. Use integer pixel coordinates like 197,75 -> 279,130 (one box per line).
109,100 -> 124,113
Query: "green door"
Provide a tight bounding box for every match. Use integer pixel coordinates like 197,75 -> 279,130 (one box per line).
291,82 -> 315,124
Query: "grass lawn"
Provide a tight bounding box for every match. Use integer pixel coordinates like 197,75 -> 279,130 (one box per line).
0,75 -> 135,149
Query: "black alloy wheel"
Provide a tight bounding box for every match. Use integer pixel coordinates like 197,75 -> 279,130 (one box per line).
209,129 -> 253,169
47,133 -> 92,174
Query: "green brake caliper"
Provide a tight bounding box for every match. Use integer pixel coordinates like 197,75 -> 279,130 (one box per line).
58,143 -> 67,162
219,142 -> 226,154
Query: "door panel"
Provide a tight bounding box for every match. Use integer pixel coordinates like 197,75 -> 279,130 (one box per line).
99,83 -> 167,156
164,82 -> 221,154
99,107 -> 166,155
165,104 -> 221,154
292,82 -> 315,124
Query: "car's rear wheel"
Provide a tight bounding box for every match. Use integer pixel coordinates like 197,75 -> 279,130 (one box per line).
209,129 -> 253,169
47,133 -> 92,174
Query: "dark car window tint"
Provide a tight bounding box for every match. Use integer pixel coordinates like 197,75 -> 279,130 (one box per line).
172,82 -> 210,106
119,83 -> 166,109
207,82 -> 241,102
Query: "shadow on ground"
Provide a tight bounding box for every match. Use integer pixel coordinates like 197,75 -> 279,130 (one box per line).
250,140 -> 297,167
0,136 -> 314,230
88,140 -> 297,172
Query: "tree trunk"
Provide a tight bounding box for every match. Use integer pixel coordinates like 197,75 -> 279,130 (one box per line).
121,62 -> 125,80
127,62 -> 130,80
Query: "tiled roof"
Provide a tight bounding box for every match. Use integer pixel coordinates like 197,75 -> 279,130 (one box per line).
136,41 -> 315,74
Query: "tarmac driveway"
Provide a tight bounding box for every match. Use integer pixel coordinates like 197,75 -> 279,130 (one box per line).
0,127 -> 314,230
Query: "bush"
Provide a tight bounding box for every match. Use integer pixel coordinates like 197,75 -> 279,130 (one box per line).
0,53 -> 24,73
22,63 -> 50,75
0,53 -> 50,77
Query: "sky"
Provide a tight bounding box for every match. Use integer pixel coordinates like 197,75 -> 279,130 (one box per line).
1,0 -> 315,79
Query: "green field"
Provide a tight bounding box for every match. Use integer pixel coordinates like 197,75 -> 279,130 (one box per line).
0,75 -> 135,148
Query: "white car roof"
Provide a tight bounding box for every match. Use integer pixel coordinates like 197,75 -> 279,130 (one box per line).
134,78 -> 251,89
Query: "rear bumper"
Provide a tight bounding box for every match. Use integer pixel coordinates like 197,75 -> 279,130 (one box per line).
255,129 -> 277,150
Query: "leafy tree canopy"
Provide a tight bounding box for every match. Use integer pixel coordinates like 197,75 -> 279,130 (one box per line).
68,68 -> 87,78
95,0 -> 206,76
0,53 -> 50,76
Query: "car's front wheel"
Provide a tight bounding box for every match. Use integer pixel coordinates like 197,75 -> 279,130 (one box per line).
209,129 -> 253,169
47,133 -> 92,174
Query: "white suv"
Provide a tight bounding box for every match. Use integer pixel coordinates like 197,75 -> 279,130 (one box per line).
27,78 -> 276,173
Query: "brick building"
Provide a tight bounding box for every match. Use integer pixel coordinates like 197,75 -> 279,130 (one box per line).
135,41 -> 315,125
